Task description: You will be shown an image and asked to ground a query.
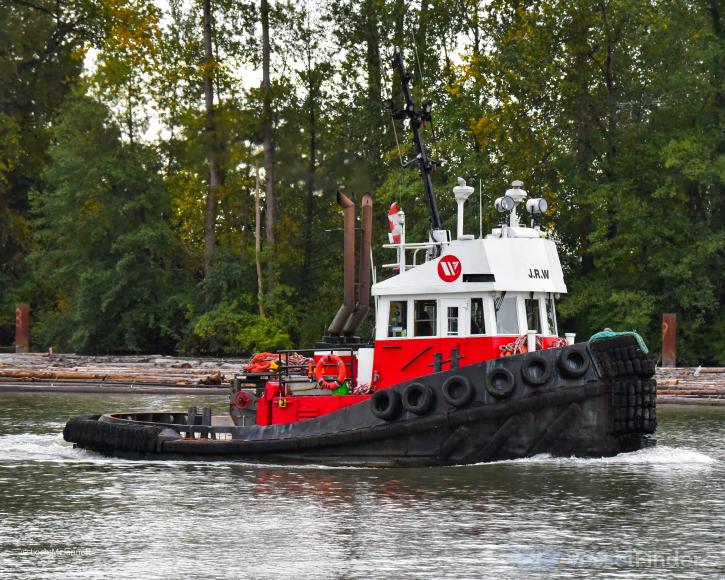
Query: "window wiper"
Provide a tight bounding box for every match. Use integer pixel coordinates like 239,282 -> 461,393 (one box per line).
494,291 -> 507,313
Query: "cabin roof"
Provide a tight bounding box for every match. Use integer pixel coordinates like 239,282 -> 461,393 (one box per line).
372,234 -> 567,297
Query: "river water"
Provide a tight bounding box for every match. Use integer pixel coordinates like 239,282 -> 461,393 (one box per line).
0,393 -> 722,579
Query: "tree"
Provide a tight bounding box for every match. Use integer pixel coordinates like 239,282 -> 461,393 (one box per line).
461,0 -> 724,363
261,0 -> 276,245
201,0 -> 223,277
0,0 -> 88,344
1,0 -> 720,361
29,93 -> 190,353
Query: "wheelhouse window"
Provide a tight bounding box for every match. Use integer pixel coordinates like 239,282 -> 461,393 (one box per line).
525,298 -> 541,333
388,301 -> 407,337
546,298 -> 558,335
470,298 -> 486,335
414,300 -> 437,337
495,295 -> 519,334
446,306 -> 459,336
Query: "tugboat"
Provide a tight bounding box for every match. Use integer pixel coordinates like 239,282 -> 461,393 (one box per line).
64,47 -> 656,466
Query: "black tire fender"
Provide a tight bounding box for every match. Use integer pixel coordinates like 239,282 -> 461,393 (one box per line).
520,354 -> 552,386
485,367 -> 516,399
557,346 -> 591,378
441,375 -> 475,407
401,382 -> 434,415
371,389 -> 402,421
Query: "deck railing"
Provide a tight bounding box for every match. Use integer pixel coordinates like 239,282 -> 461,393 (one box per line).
275,347 -> 358,390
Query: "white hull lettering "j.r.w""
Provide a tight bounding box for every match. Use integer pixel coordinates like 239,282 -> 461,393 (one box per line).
528,268 -> 550,279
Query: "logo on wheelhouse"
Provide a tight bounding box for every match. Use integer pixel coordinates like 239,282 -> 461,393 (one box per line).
438,255 -> 462,282
528,268 -> 550,279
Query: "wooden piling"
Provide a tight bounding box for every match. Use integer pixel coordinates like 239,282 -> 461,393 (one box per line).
15,304 -> 29,353
662,313 -> 676,367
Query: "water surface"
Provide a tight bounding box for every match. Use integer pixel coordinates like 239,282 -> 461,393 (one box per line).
0,393 -> 723,579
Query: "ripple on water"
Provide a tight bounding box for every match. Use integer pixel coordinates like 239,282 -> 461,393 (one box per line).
0,395 -> 723,579
0,432 -> 717,472
488,445 -> 718,466
0,432 -> 374,469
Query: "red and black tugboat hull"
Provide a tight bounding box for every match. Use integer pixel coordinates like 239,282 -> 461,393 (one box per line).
63,335 -> 656,466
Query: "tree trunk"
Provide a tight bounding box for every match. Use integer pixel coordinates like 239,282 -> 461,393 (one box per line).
414,0 -> 430,83
302,54 -> 318,288
569,15 -> 595,275
255,163 -> 266,317
470,0 -> 481,119
364,0 -> 381,106
472,2 -> 480,60
391,0 -> 405,104
363,0 -> 382,180
261,0 -> 275,246
240,165 -> 250,268
708,0 -> 724,225
598,2 -> 619,246
126,92 -> 135,144
202,0 -> 221,278
599,1 -> 617,178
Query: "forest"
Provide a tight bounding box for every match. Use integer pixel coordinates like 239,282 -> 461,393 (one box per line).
0,0 -> 722,364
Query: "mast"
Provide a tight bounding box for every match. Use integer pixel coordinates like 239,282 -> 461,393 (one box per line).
387,46 -> 443,232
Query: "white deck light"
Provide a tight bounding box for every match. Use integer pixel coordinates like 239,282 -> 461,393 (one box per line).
453,177 -> 475,240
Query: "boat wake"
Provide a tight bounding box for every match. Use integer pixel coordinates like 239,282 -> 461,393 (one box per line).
0,432 -> 363,469
486,445 -> 717,467
0,431 -> 92,464
0,432 -> 717,470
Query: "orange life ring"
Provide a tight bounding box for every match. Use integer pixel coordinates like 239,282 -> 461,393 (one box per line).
232,389 -> 253,411
314,354 -> 347,390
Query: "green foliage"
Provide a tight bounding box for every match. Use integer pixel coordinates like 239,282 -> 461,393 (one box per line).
0,0 -> 86,345
181,301 -> 291,355
0,0 -> 721,366
457,0 -> 724,365
28,92 -> 191,353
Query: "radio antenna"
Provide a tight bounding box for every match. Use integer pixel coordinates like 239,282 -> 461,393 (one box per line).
383,46 -> 443,232
479,178 -> 483,238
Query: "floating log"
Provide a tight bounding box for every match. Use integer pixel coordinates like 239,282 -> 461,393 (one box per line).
657,396 -> 725,406
657,389 -> 724,397
0,353 -> 723,399
0,353 -> 246,386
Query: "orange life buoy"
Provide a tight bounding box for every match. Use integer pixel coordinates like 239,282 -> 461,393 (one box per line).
232,389 -> 253,410
314,354 -> 347,390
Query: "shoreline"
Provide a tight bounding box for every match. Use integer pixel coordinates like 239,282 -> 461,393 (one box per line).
655,396 -> 725,407
0,382 -> 228,395
0,353 -> 723,405
0,385 -> 721,406
0,353 -> 241,395
1,380 -> 723,407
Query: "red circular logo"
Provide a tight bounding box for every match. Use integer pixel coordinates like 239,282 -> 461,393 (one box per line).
438,255 -> 462,282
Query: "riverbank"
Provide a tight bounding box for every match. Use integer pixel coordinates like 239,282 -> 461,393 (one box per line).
0,353 -> 723,404
0,353 -> 239,395
656,366 -> 725,406
0,382 -> 227,395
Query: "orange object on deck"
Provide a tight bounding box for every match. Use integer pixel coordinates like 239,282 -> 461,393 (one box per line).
314,354 -> 347,390
244,352 -> 278,373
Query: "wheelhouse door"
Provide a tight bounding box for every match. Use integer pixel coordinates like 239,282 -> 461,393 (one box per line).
439,299 -> 467,337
